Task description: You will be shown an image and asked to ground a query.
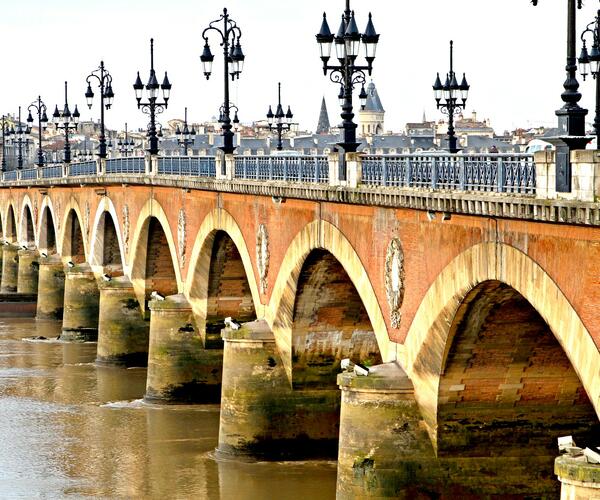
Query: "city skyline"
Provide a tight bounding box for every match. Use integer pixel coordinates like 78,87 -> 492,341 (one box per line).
1,0 -> 599,135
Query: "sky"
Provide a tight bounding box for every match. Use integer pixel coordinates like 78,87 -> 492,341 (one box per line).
1,0 -> 599,135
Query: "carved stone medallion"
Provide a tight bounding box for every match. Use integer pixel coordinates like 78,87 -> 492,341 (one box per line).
256,224 -> 269,294
385,238 -> 405,329
122,205 -> 130,255
178,208 -> 186,268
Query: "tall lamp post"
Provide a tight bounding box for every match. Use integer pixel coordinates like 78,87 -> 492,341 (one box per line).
52,82 -> 80,164
12,107 -> 31,169
1,116 -> 9,172
26,96 -> 49,167
175,107 -> 196,155
85,61 -> 115,159
266,83 -> 294,151
117,123 -> 135,157
133,39 -> 171,156
200,8 -> 246,155
578,9 -> 600,149
432,41 -> 470,154
316,1 -> 379,156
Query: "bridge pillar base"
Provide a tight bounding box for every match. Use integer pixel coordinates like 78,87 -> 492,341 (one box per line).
1,244 -> 19,293
96,277 -> 149,367
555,455 -> 600,499
144,294 -> 222,404
217,319 -> 340,461
36,256 -> 65,320
61,263 -> 100,342
17,249 -> 39,294
336,363 -> 436,499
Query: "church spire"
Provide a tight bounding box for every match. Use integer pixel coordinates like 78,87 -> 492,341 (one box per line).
316,97 -> 330,134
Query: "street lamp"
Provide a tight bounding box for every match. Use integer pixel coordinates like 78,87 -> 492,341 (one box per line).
133,38 -> 171,156
579,10 -> 600,149
117,123 -> 135,157
175,107 -> 196,155
74,137 -> 95,162
433,41 -> 470,154
52,81 -> 80,164
316,0 -> 379,155
201,7 -> 246,155
266,83 -> 294,151
12,106 -> 31,169
85,61 -> 114,159
1,116 -> 9,172
26,96 -> 49,167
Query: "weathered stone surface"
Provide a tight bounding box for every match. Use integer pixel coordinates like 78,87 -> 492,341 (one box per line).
96,276 -> 149,367
17,249 -> 39,294
61,263 -> 100,342
218,320 -> 340,460
36,256 -> 65,320
556,455 -> 600,500
0,244 -> 19,293
145,294 -> 222,404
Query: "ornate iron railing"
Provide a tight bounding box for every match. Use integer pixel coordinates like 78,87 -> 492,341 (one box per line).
41,165 -> 62,179
3,170 -> 17,182
105,157 -> 145,175
234,155 -> 329,183
20,168 -> 38,181
69,161 -> 97,177
361,154 -> 535,194
157,156 -> 216,177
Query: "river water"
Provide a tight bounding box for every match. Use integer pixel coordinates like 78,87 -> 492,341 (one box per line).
0,318 -> 337,499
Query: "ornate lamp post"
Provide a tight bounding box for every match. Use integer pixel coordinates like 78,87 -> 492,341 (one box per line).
1,116 -> 9,172
266,83 -> 294,151
579,9 -> 600,149
532,0 -> 588,192
200,8 -> 246,155
26,96 -> 49,167
316,0 -> 379,155
12,107 -> 31,169
52,81 -> 80,164
117,123 -> 135,157
85,61 -> 115,159
432,41 -> 470,154
133,39 -> 171,156
175,108 -> 196,155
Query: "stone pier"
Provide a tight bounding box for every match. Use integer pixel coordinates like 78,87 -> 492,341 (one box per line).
145,294 -> 222,404
336,363 -> 436,499
96,276 -> 149,367
17,249 -> 39,294
555,455 -> 600,499
1,244 -> 19,293
61,263 -> 100,341
217,320 -> 340,460
36,256 -> 65,320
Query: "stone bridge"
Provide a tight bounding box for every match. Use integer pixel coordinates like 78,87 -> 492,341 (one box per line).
0,151 -> 599,497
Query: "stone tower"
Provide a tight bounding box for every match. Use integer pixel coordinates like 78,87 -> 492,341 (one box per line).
359,81 -> 385,137
316,97 -> 330,134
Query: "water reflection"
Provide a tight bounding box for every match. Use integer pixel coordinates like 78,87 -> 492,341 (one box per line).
0,318 -> 337,498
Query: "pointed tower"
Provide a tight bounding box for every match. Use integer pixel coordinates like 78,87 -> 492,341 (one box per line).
316,97 -> 331,134
359,81 -> 385,137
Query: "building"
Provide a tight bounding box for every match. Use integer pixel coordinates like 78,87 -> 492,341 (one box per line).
359,81 -> 385,137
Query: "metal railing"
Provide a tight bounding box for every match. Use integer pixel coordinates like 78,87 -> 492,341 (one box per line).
234,155 -> 329,183
3,170 -> 17,182
157,156 -> 216,177
361,153 -> 536,194
41,165 -> 62,179
20,168 -> 38,181
69,161 -> 97,177
105,157 -> 145,175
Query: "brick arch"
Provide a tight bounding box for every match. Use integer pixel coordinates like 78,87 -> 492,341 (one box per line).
185,208 -> 262,324
290,249 -> 382,389
3,202 -> 17,243
89,197 -> 126,275
404,242 -> 600,450
269,219 -> 392,380
58,197 -> 89,262
18,194 -> 35,247
39,205 -> 57,253
129,198 -> 182,311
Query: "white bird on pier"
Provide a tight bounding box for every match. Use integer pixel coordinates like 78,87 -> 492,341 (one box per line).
224,317 -> 240,330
